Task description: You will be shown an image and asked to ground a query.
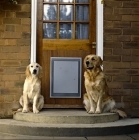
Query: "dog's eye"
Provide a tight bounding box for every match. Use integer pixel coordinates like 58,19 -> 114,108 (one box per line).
36,65 -> 39,68
91,57 -> 95,60
31,65 -> 33,68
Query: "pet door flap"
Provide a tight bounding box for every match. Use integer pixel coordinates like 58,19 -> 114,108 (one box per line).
50,57 -> 82,98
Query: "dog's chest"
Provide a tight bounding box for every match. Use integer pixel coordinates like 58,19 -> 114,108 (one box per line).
24,79 -> 41,99
89,81 -> 102,103
28,84 -> 39,96
85,72 -> 104,102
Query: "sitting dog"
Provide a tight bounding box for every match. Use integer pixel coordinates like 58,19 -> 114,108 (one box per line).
18,62 -> 44,114
83,54 -> 127,118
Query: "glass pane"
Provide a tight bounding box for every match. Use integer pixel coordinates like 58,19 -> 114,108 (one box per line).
76,5 -> 89,21
59,23 -> 72,39
76,0 -> 89,3
43,5 -> 57,20
60,0 -> 73,2
60,5 -> 73,21
43,23 -> 56,39
44,0 -> 57,2
76,24 -> 88,39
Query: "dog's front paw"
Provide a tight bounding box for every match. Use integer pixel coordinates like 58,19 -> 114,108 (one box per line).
95,110 -> 102,114
88,110 -> 95,114
22,109 -> 29,113
33,109 -> 39,114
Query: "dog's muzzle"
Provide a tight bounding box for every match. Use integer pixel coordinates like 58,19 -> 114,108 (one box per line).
33,69 -> 37,74
86,61 -> 89,66
86,61 -> 94,69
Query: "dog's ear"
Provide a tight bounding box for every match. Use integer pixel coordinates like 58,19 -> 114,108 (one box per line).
84,56 -> 88,69
25,65 -> 31,77
98,56 -> 103,66
38,65 -> 43,78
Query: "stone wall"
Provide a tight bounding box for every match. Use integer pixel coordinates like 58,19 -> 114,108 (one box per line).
0,0 -> 31,118
104,0 -> 139,117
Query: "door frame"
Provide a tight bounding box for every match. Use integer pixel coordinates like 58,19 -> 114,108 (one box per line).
30,0 -> 104,62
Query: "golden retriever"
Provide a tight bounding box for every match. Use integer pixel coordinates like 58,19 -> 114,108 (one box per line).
19,62 -> 44,114
83,54 -> 127,118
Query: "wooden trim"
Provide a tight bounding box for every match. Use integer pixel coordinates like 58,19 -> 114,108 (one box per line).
43,21 -> 89,23
57,2 -> 59,39
42,1 -> 88,4
43,104 -> 84,108
37,0 -> 43,66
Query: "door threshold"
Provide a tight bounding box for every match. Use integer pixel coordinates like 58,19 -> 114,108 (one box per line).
43,104 -> 84,108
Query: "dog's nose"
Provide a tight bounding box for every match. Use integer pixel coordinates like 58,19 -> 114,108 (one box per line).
33,69 -> 37,74
86,61 -> 89,65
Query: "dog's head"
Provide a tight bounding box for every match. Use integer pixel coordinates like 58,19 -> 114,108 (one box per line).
25,63 -> 42,78
84,54 -> 103,70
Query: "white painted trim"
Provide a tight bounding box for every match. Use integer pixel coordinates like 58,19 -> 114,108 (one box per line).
96,0 -> 103,60
31,0 -> 37,63
30,0 -> 104,61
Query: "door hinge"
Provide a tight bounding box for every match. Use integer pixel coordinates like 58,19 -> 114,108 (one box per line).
92,42 -> 96,48
101,0 -> 104,4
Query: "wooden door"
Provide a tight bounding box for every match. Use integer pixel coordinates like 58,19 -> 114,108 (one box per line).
37,0 -> 96,108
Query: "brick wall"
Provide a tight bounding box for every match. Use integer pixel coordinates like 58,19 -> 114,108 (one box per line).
0,0 -> 31,118
0,0 -> 139,118
104,0 -> 139,117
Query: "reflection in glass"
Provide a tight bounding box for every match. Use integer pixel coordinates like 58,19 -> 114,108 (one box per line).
59,23 -> 72,39
60,5 -> 73,21
76,24 -> 88,39
60,0 -> 73,2
76,0 -> 89,3
43,23 -> 56,39
43,5 -> 57,20
44,0 -> 57,2
76,5 -> 89,21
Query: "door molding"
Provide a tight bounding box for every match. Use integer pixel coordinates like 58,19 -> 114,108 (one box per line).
96,0 -> 103,60
31,0 -> 104,62
31,0 -> 37,63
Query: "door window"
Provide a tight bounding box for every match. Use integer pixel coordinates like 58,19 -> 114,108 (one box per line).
43,0 -> 89,39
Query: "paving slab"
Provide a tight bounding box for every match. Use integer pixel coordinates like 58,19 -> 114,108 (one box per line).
0,132 -> 138,140
87,133 -> 139,140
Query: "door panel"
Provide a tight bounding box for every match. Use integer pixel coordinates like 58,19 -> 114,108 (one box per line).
37,0 -> 96,108
43,40 -> 92,50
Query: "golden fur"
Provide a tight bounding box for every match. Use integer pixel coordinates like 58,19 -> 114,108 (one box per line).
19,62 -> 44,114
83,54 -> 127,118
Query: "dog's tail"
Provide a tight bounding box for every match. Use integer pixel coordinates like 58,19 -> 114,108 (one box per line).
12,107 -> 33,114
12,108 -> 23,114
110,108 -> 127,118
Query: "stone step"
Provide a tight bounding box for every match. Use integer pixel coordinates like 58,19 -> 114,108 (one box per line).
13,109 -> 119,124
2,109 -> 138,137
0,118 -> 139,137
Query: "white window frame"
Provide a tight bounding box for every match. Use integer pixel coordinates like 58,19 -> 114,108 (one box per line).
30,0 -> 103,62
